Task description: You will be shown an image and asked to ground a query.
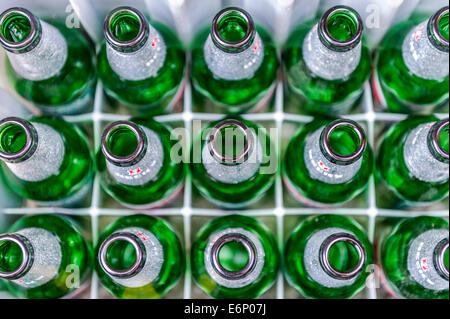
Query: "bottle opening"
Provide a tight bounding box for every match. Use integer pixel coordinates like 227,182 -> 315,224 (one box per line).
0,117 -> 37,163
319,6 -> 363,52
428,7 -> 449,52
209,119 -> 253,165
434,239 -> 449,280
0,7 -> 41,53
320,119 -> 366,165
0,234 -> 32,279
104,6 -> 149,53
101,121 -> 147,167
211,7 -> 255,53
428,118 -> 449,163
320,233 -> 366,280
99,233 -> 145,278
212,233 -> 256,279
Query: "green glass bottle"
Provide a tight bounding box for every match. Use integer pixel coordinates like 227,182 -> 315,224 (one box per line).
0,214 -> 92,299
283,6 -> 371,115
0,116 -> 93,206
380,216 -> 449,299
95,214 -> 184,299
283,118 -> 373,207
284,214 -> 373,299
191,215 -> 279,299
98,6 -> 185,116
96,119 -> 185,208
191,7 -> 278,113
0,7 -> 96,115
374,7 -> 449,113
190,117 -> 276,208
376,115 -> 449,206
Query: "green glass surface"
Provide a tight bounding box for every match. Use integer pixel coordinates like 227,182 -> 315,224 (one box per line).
284,214 -> 373,299
191,24 -> 278,113
1,12 -> 31,43
282,19 -> 371,115
0,240 -> 23,273
3,18 -> 96,111
0,117 -> 94,204
0,123 -> 27,154
283,118 -> 373,205
98,21 -> 185,115
109,11 -> 140,42
375,16 -> 449,113
191,215 -> 279,299
190,117 -> 276,208
95,215 -> 184,299
380,216 -> 449,299
105,239 -> 137,272
326,10 -> 358,42
376,115 -> 449,205
97,119 -> 185,207
2,214 -> 92,299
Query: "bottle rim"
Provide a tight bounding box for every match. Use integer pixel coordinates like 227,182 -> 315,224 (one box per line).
318,5 -> 363,52
427,6 -> 449,53
319,233 -> 367,280
428,118 -> 449,163
0,117 -> 38,163
320,119 -> 367,165
104,6 -> 149,53
98,232 -> 146,278
211,7 -> 256,53
211,233 -> 257,279
434,238 -> 449,280
0,7 -> 41,54
101,121 -> 147,167
208,119 -> 254,165
0,233 -> 33,279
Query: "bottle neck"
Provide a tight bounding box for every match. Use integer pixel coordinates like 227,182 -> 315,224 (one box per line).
0,234 -> 33,280
434,238 -> 449,280
204,7 -> 264,81
303,5 -> 363,80
0,117 -> 37,163
104,6 -> 166,81
402,7 -> 449,81
0,7 -> 68,81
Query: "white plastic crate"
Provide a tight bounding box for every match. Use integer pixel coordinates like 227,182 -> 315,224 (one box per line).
0,0 -> 448,299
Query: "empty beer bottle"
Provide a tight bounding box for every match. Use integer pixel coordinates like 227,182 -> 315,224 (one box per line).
97,119 -> 185,209
0,214 -> 92,299
283,6 -> 371,115
190,118 -> 276,208
284,214 -> 373,299
191,7 -> 278,113
0,116 -> 93,206
283,118 -> 373,207
98,6 -> 185,115
95,214 -> 184,299
380,216 -> 449,299
374,7 -> 449,113
191,215 -> 279,299
376,116 -> 449,205
0,7 -> 96,115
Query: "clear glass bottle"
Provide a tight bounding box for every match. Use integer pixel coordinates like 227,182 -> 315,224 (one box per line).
98,6 -> 185,116
0,7 -> 96,115
191,7 -> 278,113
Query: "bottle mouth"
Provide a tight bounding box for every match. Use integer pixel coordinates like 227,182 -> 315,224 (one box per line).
434,238 -> 449,280
0,7 -> 41,53
98,232 -> 146,278
211,7 -> 256,53
0,117 -> 37,163
320,233 -> 366,280
208,119 -> 254,165
428,6 -> 449,52
318,5 -> 363,52
101,121 -> 147,167
320,119 -> 367,165
428,118 -> 449,163
211,233 -> 256,279
104,6 -> 149,53
0,234 -> 33,280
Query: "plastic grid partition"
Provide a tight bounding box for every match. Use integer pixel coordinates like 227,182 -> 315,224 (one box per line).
0,0 -> 449,300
